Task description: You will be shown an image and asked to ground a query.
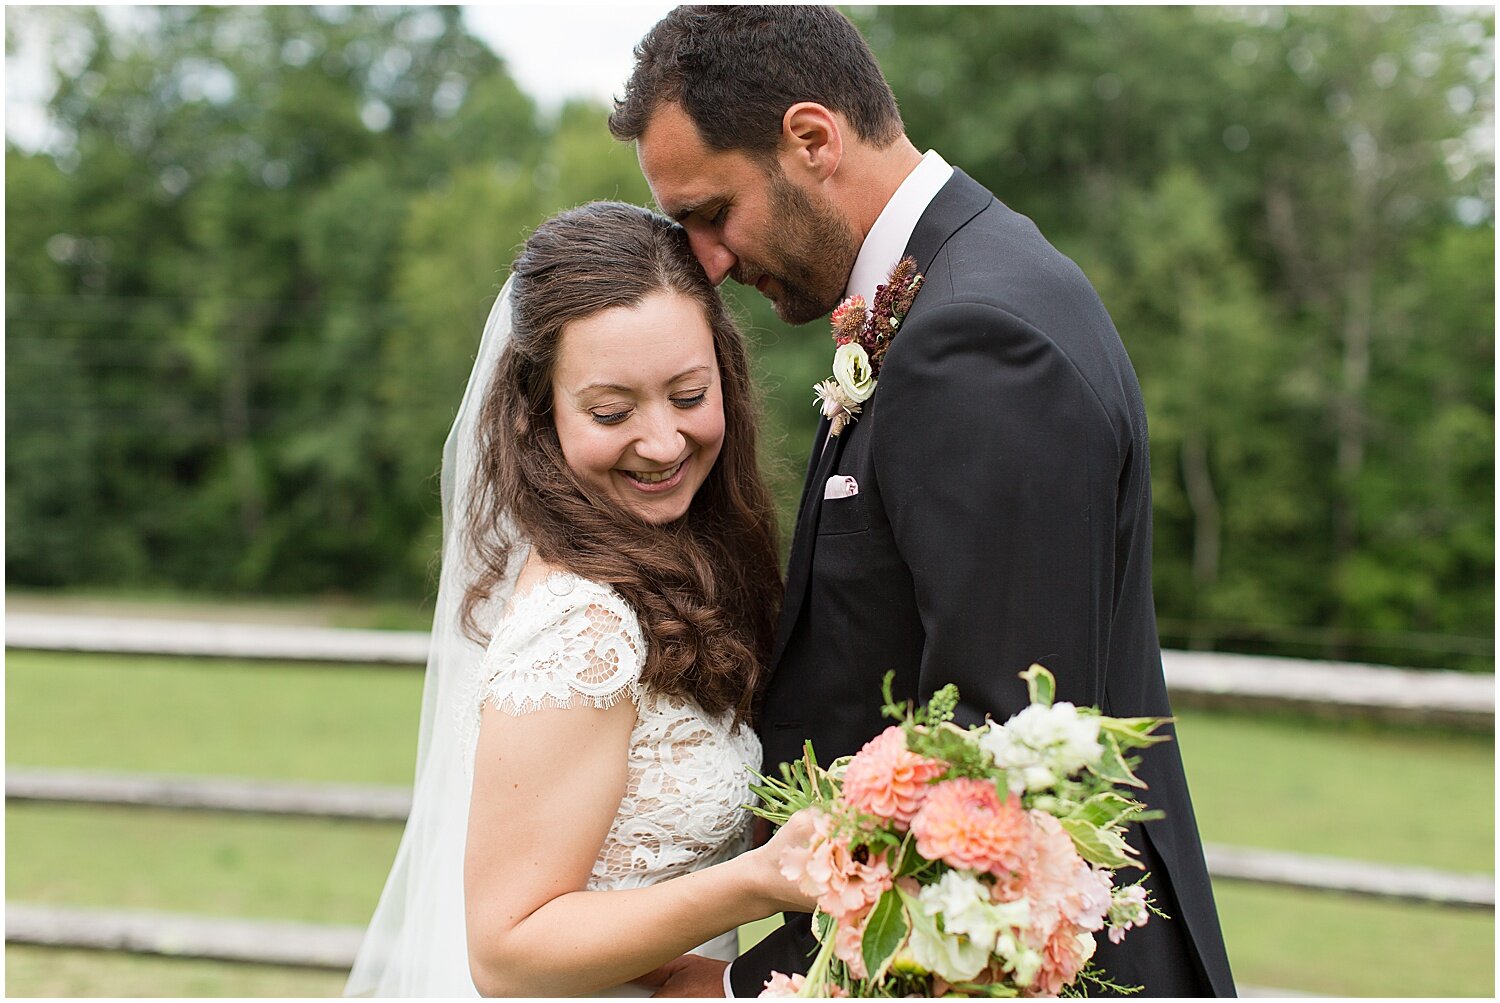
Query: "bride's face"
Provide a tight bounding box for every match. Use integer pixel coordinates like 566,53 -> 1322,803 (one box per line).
550,290 -> 726,526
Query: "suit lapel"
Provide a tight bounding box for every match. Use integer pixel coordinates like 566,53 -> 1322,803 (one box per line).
767,168 -> 994,674
903,168 -> 993,275
771,417 -> 849,668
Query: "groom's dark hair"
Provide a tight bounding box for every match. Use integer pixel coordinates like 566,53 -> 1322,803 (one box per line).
609,5 -> 903,156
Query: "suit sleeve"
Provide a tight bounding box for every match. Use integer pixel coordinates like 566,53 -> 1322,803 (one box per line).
727,915 -> 819,996
870,301 -> 1122,721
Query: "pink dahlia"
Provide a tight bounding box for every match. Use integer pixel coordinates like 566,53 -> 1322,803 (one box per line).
1028,921 -> 1096,998
842,725 -> 948,828
1024,811 -> 1112,937
909,777 -> 1033,878
778,811 -> 894,920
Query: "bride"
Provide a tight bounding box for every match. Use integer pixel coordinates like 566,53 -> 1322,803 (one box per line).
345,202 -> 816,997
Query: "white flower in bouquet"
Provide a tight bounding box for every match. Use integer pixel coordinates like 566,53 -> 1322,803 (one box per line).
919,870 -> 1030,949
1107,882 -> 1152,944
980,701 -> 1103,793
905,896 -> 992,984
995,929 -> 1043,988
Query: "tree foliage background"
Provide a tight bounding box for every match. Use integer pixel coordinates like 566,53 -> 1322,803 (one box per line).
6,6 -> 1494,670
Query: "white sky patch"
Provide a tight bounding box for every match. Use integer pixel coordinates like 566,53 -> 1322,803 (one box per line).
4,3 -> 675,152
462,4 -> 673,113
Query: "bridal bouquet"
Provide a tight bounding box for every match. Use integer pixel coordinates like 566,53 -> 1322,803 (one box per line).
751,667 -> 1169,998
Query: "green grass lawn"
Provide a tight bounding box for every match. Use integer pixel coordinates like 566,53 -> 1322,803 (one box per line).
5,651 -> 424,785
5,650 -> 1495,996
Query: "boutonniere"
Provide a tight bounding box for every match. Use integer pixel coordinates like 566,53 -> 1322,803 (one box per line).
813,256 -> 923,436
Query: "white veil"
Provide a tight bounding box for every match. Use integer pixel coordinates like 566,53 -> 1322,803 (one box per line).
345,278 -> 524,997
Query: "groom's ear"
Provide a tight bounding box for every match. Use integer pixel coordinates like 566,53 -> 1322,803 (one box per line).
778,102 -> 843,182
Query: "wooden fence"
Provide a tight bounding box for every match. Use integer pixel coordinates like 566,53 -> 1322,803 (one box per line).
7,614 -> 1494,996
7,612 -> 1494,729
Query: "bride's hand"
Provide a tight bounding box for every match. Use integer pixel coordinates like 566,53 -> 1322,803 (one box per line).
749,808 -> 822,914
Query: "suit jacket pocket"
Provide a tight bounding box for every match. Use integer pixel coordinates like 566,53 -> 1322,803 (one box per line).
817,494 -> 870,536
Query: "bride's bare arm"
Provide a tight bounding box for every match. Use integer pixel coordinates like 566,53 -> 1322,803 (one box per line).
464,698 -> 809,997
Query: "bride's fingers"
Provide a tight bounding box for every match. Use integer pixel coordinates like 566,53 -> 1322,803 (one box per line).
631,963 -> 673,987
632,953 -> 702,987
777,807 -> 820,845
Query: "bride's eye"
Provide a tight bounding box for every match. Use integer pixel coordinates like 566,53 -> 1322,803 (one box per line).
591,409 -> 631,426
671,391 -> 708,409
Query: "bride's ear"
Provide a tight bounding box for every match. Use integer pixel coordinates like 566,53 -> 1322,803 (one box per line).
778,102 -> 843,182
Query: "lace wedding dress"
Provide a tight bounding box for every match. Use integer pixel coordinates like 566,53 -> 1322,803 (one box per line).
463,568 -> 763,997
345,280 -> 762,998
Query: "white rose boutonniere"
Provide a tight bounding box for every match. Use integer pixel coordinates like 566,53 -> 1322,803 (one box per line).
832,343 -> 877,403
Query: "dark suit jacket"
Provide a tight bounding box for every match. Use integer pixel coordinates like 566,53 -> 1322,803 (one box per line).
730,170 -> 1236,997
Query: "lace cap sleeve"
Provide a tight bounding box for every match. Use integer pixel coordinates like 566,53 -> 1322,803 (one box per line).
480,573 -> 646,716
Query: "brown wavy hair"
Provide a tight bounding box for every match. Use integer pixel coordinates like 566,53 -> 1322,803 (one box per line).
461,202 -> 782,725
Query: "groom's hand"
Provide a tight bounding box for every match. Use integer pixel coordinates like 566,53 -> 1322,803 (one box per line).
633,953 -> 729,997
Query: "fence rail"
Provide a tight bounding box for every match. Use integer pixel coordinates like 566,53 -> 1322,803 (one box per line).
5,903 -> 363,970
7,612 -> 1492,729
9,767 -> 1493,910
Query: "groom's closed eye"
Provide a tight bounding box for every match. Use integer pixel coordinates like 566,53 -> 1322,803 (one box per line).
669,199 -> 728,227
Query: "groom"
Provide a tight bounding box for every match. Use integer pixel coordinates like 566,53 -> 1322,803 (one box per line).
612,7 -> 1235,997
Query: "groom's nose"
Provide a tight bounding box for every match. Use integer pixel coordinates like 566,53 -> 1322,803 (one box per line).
686,229 -> 736,286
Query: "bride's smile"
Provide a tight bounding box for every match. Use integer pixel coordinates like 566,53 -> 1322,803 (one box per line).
618,456 -> 688,489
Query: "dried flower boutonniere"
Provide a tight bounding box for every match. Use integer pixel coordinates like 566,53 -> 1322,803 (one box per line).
813,256 -> 924,436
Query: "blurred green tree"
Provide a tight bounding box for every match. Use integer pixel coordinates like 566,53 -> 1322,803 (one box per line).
853,5 -> 1494,668
5,6 -> 1492,669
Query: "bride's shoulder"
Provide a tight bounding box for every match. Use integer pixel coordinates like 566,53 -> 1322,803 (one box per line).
478,556 -> 647,715
506,556 -> 637,630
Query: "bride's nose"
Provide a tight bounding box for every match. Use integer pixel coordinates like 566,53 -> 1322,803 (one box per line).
633,407 -> 687,463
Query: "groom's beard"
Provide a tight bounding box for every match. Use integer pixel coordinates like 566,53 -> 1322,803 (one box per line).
734,171 -> 859,326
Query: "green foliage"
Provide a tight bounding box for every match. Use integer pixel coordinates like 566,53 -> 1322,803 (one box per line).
861,888 -> 910,982
1020,664 -> 1055,707
1057,816 -> 1137,869
747,740 -> 836,825
5,7 -> 1493,671
881,670 -> 960,726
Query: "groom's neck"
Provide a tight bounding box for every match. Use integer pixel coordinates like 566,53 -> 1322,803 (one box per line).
834,135 -> 926,244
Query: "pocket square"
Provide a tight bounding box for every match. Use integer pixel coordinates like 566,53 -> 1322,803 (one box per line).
823,474 -> 860,500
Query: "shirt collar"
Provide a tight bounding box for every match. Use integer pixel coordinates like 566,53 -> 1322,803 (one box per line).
844,149 -> 954,305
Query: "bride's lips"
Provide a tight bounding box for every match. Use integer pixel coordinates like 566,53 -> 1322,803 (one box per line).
617,456 -> 690,494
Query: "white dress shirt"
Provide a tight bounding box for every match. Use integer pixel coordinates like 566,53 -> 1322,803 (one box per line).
843,149 -> 954,306
723,149 -> 954,1000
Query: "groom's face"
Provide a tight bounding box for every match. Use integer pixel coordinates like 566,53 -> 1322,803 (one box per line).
638,103 -> 858,326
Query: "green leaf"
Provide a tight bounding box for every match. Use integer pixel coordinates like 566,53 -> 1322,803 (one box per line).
860,889 -> 910,981
895,835 -> 926,876
1098,716 -> 1172,750
1073,791 -> 1138,828
1088,734 -> 1147,789
1058,816 -> 1139,868
1020,664 -> 1055,707
945,981 -> 1022,997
